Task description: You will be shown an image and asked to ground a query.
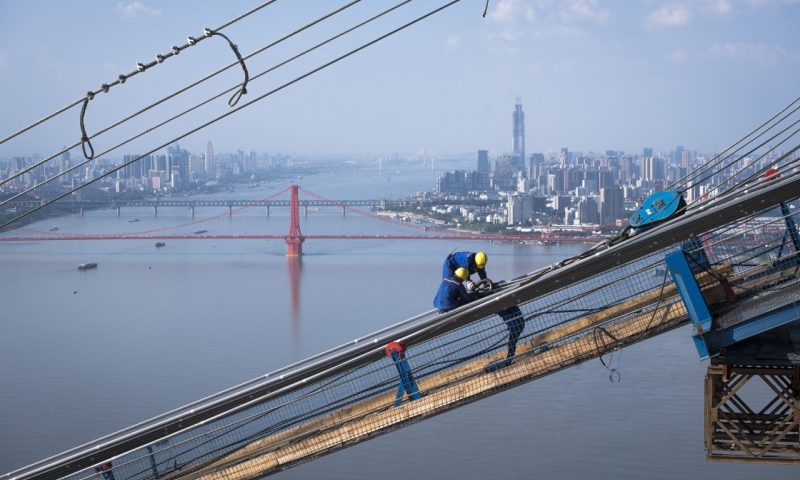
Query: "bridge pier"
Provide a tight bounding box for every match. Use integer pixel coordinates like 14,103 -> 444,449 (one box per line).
229,206 -> 233,217
265,206 -> 269,217
342,206 -> 345,217
285,185 -> 305,256
304,205 -> 307,216
190,206 -> 195,219
116,206 -> 120,216
153,206 -> 157,217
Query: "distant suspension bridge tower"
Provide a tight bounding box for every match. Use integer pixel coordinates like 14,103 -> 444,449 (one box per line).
285,184 -> 305,256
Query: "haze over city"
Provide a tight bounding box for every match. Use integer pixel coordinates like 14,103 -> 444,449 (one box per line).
1,0 -> 799,159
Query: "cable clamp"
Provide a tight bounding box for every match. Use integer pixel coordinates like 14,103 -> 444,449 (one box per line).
101,84 -> 110,93
118,74 -> 126,84
85,91 -> 95,101
171,46 -> 180,55
156,54 -> 165,64
203,27 -> 213,37
137,62 -> 146,72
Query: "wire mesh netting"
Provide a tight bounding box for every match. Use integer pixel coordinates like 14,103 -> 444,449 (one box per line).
36,188 -> 797,480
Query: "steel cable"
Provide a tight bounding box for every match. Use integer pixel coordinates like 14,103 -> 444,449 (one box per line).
0,0 -> 283,147
1,0 -> 465,230
667,95 -> 800,193
0,0 -> 368,191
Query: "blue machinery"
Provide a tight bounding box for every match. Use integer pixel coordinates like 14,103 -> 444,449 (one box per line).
4,174 -> 800,480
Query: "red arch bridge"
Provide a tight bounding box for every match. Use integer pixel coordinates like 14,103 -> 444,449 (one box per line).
0,185 -> 607,255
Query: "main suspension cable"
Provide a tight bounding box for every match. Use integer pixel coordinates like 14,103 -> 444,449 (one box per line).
687,117 -> 800,206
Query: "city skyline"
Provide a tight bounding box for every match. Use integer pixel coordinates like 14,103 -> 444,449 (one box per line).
1,1 -> 799,159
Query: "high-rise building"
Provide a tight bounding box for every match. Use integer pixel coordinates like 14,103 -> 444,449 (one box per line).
477,149 -> 490,173
512,97 -> 525,169
600,187 -> 624,225
577,197 -> 600,225
528,153 -> 544,180
507,194 -> 530,225
475,150 -> 491,191
682,150 -> 691,170
674,145 -> 684,166
437,170 -> 469,194
493,155 -> 515,189
560,148 -> 570,166
642,156 -> 657,181
205,140 -> 214,177
122,154 -> 142,179
168,144 -> 190,188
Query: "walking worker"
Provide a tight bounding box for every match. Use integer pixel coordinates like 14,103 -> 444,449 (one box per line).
443,251 -> 488,292
433,267 -> 476,312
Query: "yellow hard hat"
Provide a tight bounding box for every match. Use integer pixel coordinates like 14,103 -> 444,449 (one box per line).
454,267 -> 469,281
475,252 -> 487,269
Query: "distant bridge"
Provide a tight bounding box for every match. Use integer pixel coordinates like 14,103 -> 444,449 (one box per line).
5,197 -> 396,216
1,185 -> 607,253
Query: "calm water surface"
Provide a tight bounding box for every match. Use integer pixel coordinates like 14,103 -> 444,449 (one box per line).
1,165 -> 790,479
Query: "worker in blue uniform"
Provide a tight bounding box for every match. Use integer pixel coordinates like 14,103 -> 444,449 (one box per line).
484,305 -> 526,372
434,267 -> 475,312
443,251 -> 487,292
499,305 -> 525,359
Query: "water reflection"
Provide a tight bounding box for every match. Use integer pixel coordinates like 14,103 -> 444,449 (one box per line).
287,255 -> 302,343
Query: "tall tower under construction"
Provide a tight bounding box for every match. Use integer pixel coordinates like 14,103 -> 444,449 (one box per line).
512,97 -> 525,170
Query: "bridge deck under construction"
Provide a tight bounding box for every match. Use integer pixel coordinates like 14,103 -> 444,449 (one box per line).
5,171 -> 799,480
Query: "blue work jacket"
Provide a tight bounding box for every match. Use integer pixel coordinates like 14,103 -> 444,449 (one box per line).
442,251 -> 487,280
433,275 -> 475,311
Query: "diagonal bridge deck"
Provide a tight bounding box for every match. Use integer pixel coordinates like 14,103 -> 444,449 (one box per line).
6,168 -> 800,480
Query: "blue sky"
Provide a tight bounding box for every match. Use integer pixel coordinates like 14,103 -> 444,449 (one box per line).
1,0 -> 798,160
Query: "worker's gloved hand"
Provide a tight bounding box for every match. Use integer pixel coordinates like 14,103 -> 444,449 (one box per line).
465,280 -> 475,293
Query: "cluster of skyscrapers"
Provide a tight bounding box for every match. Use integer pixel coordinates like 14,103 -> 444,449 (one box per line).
435,97 -> 720,228
1,141 -> 299,198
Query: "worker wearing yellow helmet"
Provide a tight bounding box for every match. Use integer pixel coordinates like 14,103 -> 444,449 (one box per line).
433,267 -> 476,312
443,251 -> 488,293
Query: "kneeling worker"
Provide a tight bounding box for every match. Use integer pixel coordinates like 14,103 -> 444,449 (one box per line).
434,267 -> 475,313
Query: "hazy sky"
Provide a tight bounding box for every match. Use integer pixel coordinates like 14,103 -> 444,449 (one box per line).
1,0 -> 799,160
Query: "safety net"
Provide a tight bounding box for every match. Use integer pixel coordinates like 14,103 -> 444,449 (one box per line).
8,166 -> 798,480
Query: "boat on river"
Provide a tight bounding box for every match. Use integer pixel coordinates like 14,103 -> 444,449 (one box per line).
77,263 -> 98,270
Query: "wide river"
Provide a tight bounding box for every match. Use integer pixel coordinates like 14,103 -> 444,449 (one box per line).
0,162 -> 789,479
